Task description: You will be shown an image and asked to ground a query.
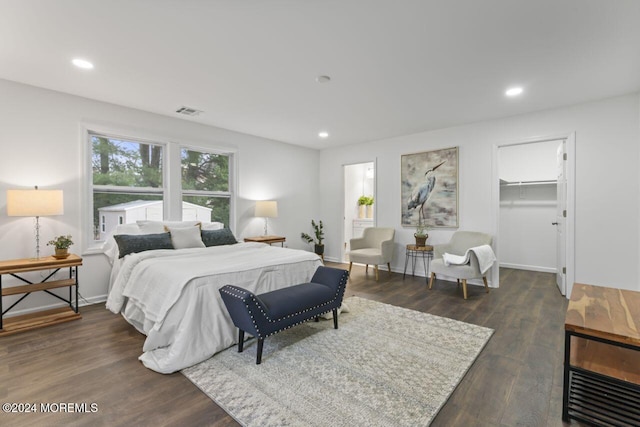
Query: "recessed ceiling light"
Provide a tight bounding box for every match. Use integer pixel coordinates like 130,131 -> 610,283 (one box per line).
505,87 -> 523,97
72,58 -> 94,69
316,75 -> 331,83
318,131 -> 329,139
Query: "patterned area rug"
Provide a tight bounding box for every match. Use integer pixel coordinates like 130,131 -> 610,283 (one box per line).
182,296 -> 493,426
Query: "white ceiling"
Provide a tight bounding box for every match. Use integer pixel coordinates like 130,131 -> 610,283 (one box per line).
1,0 -> 639,149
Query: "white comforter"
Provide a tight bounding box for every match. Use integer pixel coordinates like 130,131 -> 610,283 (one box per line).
106,242 -> 322,373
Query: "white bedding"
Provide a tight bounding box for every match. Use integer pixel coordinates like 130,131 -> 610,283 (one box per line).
106,242 -> 322,373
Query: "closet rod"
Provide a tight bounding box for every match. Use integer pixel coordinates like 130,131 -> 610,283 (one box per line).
500,180 -> 557,187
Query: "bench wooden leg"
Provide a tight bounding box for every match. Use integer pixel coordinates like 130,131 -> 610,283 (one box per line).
428,272 -> 435,289
374,265 -> 379,281
333,308 -> 338,329
483,276 -> 490,293
256,337 -> 264,364
462,279 -> 468,300
238,329 -> 245,352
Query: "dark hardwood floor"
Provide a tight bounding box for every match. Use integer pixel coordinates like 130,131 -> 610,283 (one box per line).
0,265 -> 581,426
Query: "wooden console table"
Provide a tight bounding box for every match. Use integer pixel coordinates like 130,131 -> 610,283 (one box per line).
563,283 -> 640,425
0,254 -> 82,336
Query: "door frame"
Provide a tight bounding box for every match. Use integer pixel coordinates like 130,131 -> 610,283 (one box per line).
342,159 -> 377,263
491,132 -> 575,298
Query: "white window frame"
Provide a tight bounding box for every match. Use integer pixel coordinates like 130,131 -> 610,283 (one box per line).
81,123 -> 237,254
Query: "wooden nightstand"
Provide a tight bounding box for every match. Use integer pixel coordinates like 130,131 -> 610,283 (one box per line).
244,235 -> 286,247
0,254 -> 82,336
562,283 -> 640,424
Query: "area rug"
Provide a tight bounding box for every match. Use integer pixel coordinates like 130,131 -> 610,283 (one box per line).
182,296 -> 494,426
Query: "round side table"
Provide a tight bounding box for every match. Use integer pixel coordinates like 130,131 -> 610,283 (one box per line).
403,244 -> 434,282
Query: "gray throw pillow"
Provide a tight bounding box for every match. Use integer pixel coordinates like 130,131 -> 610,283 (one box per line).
113,232 -> 174,258
201,228 -> 237,247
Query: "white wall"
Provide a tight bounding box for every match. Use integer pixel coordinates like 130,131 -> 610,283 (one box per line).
319,93 -> 640,292
499,184 -> 557,272
0,79 -> 319,314
499,140 -> 560,183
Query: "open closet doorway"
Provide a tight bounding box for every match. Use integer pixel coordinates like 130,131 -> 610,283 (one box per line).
493,134 -> 575,297
342,161 -> 376,263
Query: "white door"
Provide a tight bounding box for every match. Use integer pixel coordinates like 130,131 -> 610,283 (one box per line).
555,141 -> 567,295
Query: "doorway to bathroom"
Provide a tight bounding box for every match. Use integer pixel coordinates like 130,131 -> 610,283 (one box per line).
342,161 -> 375,262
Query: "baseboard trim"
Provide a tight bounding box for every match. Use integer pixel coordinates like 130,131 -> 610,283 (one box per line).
499,263 -> 556,273
333,259 -> 493,288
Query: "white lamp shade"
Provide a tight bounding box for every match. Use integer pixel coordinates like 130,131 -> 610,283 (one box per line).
7,189 -> 64,217
255,200 -> 278,218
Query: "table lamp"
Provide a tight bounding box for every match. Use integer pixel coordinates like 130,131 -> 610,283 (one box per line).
255,200 -> 278,235
7,186 -> 64,259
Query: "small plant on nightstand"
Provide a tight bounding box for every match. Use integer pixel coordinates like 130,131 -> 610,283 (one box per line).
47,235 -> 73,259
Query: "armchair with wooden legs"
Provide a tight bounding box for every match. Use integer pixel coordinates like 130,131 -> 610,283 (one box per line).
347,227 -> 395,281
428,231 -> 493,299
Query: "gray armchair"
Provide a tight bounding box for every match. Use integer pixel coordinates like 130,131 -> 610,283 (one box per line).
347,227 -> 395,281
429,231 -> 493,299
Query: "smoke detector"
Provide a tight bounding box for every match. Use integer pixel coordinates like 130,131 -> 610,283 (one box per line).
175,106 -> 203,116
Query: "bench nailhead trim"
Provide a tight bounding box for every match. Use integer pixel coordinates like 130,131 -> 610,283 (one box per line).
220,273 -> 348,339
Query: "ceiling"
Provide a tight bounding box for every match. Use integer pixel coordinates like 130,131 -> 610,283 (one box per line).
1,1 -> 639,149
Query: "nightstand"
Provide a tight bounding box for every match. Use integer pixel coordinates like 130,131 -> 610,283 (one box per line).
244,235 -> 286,247
0,254 -> 82,336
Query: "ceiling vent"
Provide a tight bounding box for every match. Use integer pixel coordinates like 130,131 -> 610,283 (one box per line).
175,106 -> 203,116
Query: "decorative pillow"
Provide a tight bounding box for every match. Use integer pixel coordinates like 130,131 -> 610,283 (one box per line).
137,220 -> 201,234
201,228 -> 238,247
103,223 -> 143,264
166,225 -> 205,249
113,233 -> 174,258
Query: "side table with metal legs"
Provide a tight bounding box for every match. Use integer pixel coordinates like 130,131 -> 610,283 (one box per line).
403,244 -> 434,282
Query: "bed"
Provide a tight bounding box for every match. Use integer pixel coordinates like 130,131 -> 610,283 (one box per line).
104,222 -> 322,374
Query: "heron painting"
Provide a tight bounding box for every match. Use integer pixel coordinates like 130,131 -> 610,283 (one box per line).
401,147 -> 458,228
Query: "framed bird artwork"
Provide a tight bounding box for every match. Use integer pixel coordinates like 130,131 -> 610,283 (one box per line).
401,146 -> 459,228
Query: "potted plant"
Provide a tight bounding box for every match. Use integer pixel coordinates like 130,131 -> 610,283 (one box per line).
357,196 -> 368,218
301,219 -> 325,256
414,221 -> 429,247
365,195 -> 374,218
47,234 -> 73,259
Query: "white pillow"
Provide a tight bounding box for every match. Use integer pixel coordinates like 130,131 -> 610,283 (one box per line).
137,220 -> 201,234
166,225 -> 205,249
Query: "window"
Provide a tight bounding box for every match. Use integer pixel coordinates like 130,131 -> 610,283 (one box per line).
181,148 -> 231,226
90,132 -> 164,242
86,127 -> 236,251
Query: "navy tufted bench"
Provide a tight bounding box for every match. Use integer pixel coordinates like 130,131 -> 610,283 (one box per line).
219,266 -> 349,364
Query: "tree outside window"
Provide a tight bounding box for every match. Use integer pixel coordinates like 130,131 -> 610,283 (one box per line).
91,134 -> 164,241
181,148 -> 231,226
